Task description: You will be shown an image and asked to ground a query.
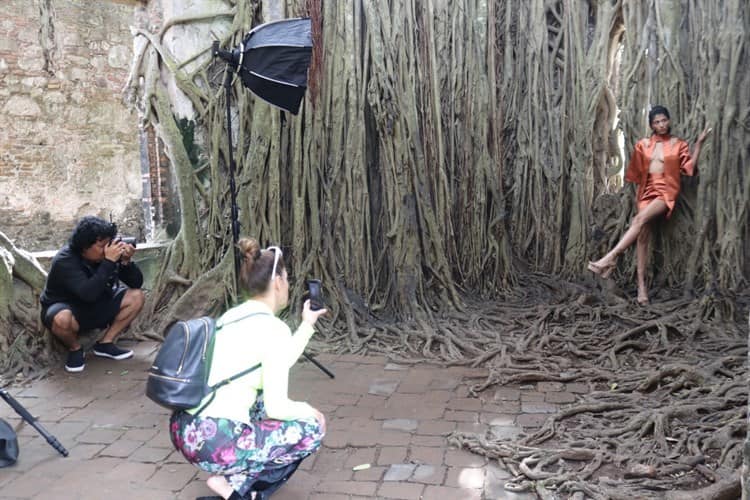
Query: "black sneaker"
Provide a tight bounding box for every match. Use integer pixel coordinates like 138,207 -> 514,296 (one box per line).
65,348 -> 85,373
92,342 -> 133,360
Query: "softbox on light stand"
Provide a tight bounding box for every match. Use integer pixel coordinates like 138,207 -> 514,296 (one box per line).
212,19 -> 333,379
212,17 -> 313,278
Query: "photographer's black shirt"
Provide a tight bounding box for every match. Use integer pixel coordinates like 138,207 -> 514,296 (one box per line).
40,245 -> 143,308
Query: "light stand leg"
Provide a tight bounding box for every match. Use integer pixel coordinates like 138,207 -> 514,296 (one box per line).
303,352 -> 335,379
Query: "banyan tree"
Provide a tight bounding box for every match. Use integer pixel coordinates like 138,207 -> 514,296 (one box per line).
1,0 -> 747,497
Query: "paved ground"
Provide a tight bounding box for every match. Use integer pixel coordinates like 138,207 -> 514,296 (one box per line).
0,341 -> 583,499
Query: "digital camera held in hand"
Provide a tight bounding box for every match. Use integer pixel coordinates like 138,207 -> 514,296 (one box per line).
117,236 -> 137,248
306,279 -> 325,311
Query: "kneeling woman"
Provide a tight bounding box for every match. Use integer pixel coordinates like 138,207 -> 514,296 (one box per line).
171,238 -> 327,499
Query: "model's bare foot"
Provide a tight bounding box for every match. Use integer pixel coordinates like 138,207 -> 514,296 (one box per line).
587,260 -> 616,279
637,288 -> 649,306
206,475 -> 234,499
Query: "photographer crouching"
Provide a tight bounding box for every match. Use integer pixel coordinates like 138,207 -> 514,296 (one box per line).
40,216 -> 145,372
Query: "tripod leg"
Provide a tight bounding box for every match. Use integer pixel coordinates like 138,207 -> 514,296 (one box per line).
0,389 -> 69,457
302,352 -> 335,379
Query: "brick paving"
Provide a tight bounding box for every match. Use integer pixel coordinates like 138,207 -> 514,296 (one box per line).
0,341 -> 581,499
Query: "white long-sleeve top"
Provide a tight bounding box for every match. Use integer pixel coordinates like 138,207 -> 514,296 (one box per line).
188,299 -> 317,424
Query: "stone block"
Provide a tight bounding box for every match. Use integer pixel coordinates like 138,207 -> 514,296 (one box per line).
545,391 -> 576,404
408,445 -> 444,465
384,463 -> 416,481
145,463 -> 197,490
129,445 -> 173,463
378,446 -> 407,465
413,464 -> 446,484
537,381 -> 564,392
107,44 -> 130,68
4,95 -> 41,116
521,401 -> 558,413
423,485 -> 482,500
494,388 -> 520,401
444,410 -> 479,422
490,425 -> 522,440
99,438 -> 142,458
444,449 -> 487,467
378,481 -> 426,499
520,391 -> 545,402
417,419 -> 456,435
75,428 -> 124,444
353,464 -> 386,481
0,35 -> 18,51
368,379 -> 399,396
480,412 -> 516,426
446,397 -> 483,411
446,466 -> 485,488
515,413 -> 548,428
316,479 -> 378,496
344,447 -> 377,468
566,382 -> 590,393
382,418 -> 418,432
410,434 -> 446,447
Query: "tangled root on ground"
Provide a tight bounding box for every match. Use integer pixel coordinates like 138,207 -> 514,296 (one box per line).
319,275 -> 747,499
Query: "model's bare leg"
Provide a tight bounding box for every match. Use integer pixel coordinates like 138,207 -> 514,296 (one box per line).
206,475 -> 249,499
99,289 -> 145,343
50,310 -> 81,350
589,199 -> 668,277
636,223 -> 651,305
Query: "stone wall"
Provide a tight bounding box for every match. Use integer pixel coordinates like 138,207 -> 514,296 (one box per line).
0,0 -> 143,251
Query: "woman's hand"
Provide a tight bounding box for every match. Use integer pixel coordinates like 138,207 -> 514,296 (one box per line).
301,299 -> 327,327
697,125 -> 712,144
311,406 -> 326,434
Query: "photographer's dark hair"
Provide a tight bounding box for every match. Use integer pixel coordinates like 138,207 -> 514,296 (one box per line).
648,105 -> 671,133
238,237 -> 286,296
69,216 -> 117,254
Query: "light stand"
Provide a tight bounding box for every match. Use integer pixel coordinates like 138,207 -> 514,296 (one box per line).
212,41 -> 242,289
212,39 -> 334,379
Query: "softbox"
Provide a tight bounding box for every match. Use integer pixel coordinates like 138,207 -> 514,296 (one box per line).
222,18 -> 313,115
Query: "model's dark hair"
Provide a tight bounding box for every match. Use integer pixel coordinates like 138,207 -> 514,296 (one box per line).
69,216 -> 117,253
648,105 -> 671,125
237,237 -> 286,296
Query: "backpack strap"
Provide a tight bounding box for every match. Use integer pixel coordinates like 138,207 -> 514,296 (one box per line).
193,311 -> 270,416
215,310 -> 269,329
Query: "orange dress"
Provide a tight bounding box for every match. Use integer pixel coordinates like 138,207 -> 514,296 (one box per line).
624,134 -> 696,218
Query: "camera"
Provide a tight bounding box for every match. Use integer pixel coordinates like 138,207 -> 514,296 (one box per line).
306,279 -> 324,311
117,236 -> 137,248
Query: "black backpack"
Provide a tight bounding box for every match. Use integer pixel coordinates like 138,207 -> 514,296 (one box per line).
146,312 -> 266,414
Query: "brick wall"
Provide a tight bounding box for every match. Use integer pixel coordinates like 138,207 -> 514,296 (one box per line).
143,122 -> 178,238
0,0 -> 144,250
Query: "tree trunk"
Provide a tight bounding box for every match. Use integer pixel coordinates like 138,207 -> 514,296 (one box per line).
0,232 -> 56,382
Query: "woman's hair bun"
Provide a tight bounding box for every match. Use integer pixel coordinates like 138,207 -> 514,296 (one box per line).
237,237 -> 262,262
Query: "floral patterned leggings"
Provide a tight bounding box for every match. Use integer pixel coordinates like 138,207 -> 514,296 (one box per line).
170,398 -> 324,497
